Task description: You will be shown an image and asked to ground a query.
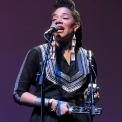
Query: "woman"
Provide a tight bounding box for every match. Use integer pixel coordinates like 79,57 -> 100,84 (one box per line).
13,0 -> 99,122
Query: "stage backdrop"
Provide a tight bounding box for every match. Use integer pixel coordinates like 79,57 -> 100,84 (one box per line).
0,0 -> 122,122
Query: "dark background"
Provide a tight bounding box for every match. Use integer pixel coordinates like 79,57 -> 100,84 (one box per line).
0,0 -> 122,122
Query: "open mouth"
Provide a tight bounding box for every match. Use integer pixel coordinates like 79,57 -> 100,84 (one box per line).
58,26 -> 64,30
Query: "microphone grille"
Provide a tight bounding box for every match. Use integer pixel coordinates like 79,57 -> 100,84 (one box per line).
50,24 -> 59,30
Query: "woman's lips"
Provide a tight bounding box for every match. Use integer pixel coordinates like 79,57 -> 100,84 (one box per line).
57,30 -> 64,33
57,26 -> 64,33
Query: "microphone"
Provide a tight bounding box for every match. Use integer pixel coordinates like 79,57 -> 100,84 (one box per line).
44,25 -> 59,35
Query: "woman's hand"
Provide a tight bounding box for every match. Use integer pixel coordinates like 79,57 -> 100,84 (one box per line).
51,99 -> 69,116
84,88 -> 100,102
57,101 -> 69,116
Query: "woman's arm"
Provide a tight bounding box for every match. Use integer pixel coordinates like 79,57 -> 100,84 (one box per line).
13,47 -> 40,106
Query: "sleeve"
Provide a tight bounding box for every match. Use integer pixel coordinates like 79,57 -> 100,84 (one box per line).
13,47 -> 42,104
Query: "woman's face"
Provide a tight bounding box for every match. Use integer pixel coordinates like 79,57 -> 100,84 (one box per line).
51,7 -> 79,43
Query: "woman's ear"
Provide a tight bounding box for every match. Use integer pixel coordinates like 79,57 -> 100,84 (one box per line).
74,22 -> 81,32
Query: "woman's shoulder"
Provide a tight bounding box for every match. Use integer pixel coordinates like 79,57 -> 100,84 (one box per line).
79,47 -> 95,56
28,43 -> 48,53
79,47 -> 88,55
26,43 -> 48,60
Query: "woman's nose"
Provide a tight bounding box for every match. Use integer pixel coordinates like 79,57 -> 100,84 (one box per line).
55,18 -> 63,25
55,21 -> 62,25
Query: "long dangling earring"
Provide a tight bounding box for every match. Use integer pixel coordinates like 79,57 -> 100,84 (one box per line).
51,43 -> 56,60
71,34 -> 76,61
50,37 -> 56,60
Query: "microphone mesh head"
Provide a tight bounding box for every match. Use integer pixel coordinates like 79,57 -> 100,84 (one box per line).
50,24 -> 59,30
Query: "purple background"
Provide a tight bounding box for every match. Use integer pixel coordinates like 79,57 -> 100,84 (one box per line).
0,0 -> 122,122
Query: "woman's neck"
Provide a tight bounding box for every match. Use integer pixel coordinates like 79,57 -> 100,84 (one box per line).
59,42 -> 72,65
59,40 -> 72,51
63,49 -> 71,65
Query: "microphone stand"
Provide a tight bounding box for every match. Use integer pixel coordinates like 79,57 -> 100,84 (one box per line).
88,51 -> 97,122
89,69 -> 95,122
38,34 -> 53,122
68,51 -> 102,117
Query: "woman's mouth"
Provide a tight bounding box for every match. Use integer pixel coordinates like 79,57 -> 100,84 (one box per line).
57,26 -> 64,33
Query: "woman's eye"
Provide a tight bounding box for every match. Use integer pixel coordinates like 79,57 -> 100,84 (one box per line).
52,18 -> 57,21
63,18 -> 68,19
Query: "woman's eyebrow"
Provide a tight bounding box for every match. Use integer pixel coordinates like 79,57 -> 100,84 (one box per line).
52,13 -> 69,17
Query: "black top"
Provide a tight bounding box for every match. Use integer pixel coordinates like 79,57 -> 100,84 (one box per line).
13,43 -> 97,122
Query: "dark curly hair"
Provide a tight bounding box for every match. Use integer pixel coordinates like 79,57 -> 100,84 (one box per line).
53,0 -> 82,47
